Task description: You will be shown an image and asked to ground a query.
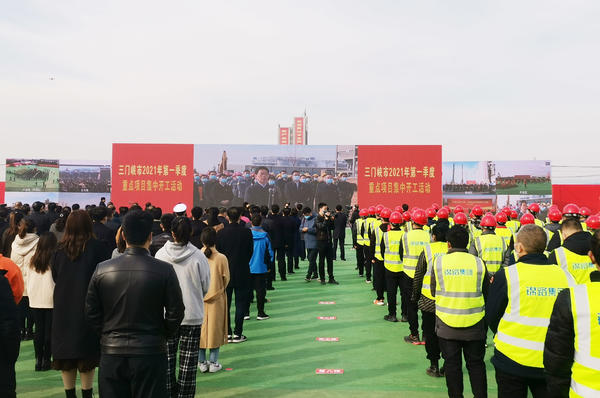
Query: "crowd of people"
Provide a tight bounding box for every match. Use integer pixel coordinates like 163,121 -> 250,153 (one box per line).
0,192 -> 599,397
59,170 -> 111,193
0,193 -> 349,398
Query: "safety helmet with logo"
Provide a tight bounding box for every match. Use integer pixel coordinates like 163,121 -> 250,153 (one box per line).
586,214 -> 600,230
412,209 -> 428,226
437,208 -> 449,219
510,210 -> 518,220
426,208 -> 436,218
562,203 -> 580,217
394,205 -> 403,213
368,206 -> 376,216
402,212 -> 411,222
501,207 -> 512,217
359,208 -> 369,217
454,212 -> 468,225
495,212 -> 508,224
528,203 -> 540,214
472,206 -> 484,217
454,205 -> 465,214
380,208 -> 392,220
390,211 -> 403,225
375,204 -> 385,215
548,208 -> 562,222
431,203 -> 440,211
520,213 -> 535,225
480,213 -> 497,228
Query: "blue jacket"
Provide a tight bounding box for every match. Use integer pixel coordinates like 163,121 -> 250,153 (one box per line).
300,214 -> 317,249
250,227 -> 274,274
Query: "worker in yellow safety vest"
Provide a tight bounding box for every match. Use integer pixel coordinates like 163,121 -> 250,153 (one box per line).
506,209 -> 521,236
586,215 -> 600,235
544,230 -> 600,397
400,208 -> 430,345
430,225 -> 490,398
527,203 -> 545,228
370,207 -> 390,306
547,203 -> 580,252
470,213 -> 509,276
353,208 -> 369,278
412,223 -> 449,378
363,206 -> 377,283
494,212 -> 513,248
579,207 -> 592,232
548,218 -> 594,285
382,211 -> 406,322
544,207 -> 562,249
487,224 -> 572,397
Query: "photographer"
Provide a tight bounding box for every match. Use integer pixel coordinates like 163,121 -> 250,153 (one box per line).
315,203 -> 339,285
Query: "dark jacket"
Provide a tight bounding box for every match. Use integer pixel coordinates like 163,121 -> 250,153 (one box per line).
150,231 -> 172,256
85,247 -> 185,355
486,253 -> 549,379
412,251 -> 435,313
216,222 -> 253,288
244,183 -> 270,206
544,270 -> 600,397
315,184 -> 340,209
547,231 -> 592,265
268,213 -> 284,249
333,212 -> 347,239
0,269 -> 20,349
281,215 -> 297,248
93,222 -> 117,253
27,211 -> 51,234
337,180 -> 356,206
315,214 -> 334,243
284,181 -> 309,206
51,239 -> 111,360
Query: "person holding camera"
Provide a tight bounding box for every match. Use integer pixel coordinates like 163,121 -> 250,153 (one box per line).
315,203 -> 339,285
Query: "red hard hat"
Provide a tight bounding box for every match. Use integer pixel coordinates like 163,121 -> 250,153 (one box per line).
580,207 -> 592,217
548,208 -> 562,222
549,204 -> 559,210
562,203 -> 580,216
510,210 -> 518,219
426,208 -> 436,218
480,213 -> 497,228
359,208 -> 369,217
495,212 -> 508,224
431,203 -> 440,211
520,213 -> 535,225
394,205 -> 403,213
380,208 -> 392,219
472,206 -> 483,216
375,204 -> 385,215
454,205 -> 464,214
389,211 -> 403,224
412,209 -> 428,226
368,206 -> 376,216
586,215 -> 600,230
501,207 -> 512,217
437,208 -> 449,219
454,212 -> 468,225
402,211 -> 411,222
528,203 -> 540,213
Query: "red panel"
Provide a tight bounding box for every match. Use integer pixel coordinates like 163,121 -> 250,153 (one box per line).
0,182 -> 4,204
279,127 -> 290,145
552,184 -> 600,214
111,144 -> 194,212
357,145 -> 442,209
294,117 -> 304,145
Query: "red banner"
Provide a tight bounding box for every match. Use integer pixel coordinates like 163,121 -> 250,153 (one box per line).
294,117 -> 304,145
552,184 -> 600,214
357,145 -> 442,209
0,182 -> 4,204
111,144 -> 194,212
279,127 -> 290,145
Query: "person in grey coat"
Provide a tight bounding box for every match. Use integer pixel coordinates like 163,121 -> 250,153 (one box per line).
300,207 -> 318,281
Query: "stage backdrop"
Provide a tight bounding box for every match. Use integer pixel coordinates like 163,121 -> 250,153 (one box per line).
357,145 -> 442,209
111,144 -> 194,211
552,185 -> 600,214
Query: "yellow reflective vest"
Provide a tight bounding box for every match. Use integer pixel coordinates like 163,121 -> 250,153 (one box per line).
554,247 -> 595,285
363,217 -> 376,247
421,241 -> 448,300
433,252 -> 486,327
495,227 -> 513,247
374,223 -> 386,261
355,218 -> 366,246
569,283 -> 600,397
384,229 -> 404,272
494,263 -> 571,368
402,229 -> 430,278
506,220 -> 520,235
474,234 -> 507,275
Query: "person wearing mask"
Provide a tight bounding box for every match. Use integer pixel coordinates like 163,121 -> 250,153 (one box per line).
0,267 -> 20,398
267,175 -> 283,207
315,174 -> 341,210
333,205 -> 348,261
202,171 -> 220,207
149,213 -> 175,256
544,230 -> 600,397
199,227 -> 230,373
85,210 -> 184,398
337,172 -> 356,207
430,225 -> 490,398
89,206 -> 117,253
315,203 -> 338,285
284,170 -> 307,207
28,232 -> 57,371
249,214 -> 274,320
155,216 -> 210,398
52,210 -> 111,398
28,201 -> 51,234
548,218 -> 593,285
244,167 -> 271,206
300,207 -> 318,281
216,207 -> 253,343
11,218 -> 38,341
213,175 -> 234,207
487,225 -> 571,397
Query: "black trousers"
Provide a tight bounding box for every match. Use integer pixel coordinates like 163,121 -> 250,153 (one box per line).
285,245 -> 294,273
306,248 -> 318,278
99,354 -> 167,398
31,308 -> 52,361
299,240 -> 306,261
274,248 -> 287,279
18,296 -> 34,335
226,285 -> 250,336
333,235 -> 345,260
401,274 -> 419,335
249,273 -> 267,315
317,242 -> 334,281
421,311 -> 440,363
0,331 -> 19,398
372,260 -> 385,300
363,247 -> 373,280
266,257 -> 275,288
385,269 -> 403,316
438,338 -> 487,398
355,245 -> 364,276
495,368 -> 547,398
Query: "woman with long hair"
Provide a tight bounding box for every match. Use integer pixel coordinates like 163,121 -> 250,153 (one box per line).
204,207 -> 224,232
28,232 -> 57,371
199,227 -> 230,373
1,211 -> 25,257
11,218 -> 38,341
51,210 -> 110,398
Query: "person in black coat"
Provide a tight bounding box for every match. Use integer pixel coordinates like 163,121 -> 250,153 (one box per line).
0,269 -> 20,398
216,207 -> 253,341
337,173 -> 357,207
333,205 -> 348,261
90,207 -> 117,252
51,210 -> 111,398
268,205 -> 287,281
284,171 -> 309,206
244,167 -> 270,206
315,203 -> 338,285
28,202 -> 51,234
150,213 -> 175,256
315,175 -> 341,210
281,207 -> 297,274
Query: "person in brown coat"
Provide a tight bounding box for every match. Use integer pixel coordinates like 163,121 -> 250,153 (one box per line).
199,227 -> 230,373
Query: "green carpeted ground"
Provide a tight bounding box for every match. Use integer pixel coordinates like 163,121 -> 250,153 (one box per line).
16,248 -> 499,397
